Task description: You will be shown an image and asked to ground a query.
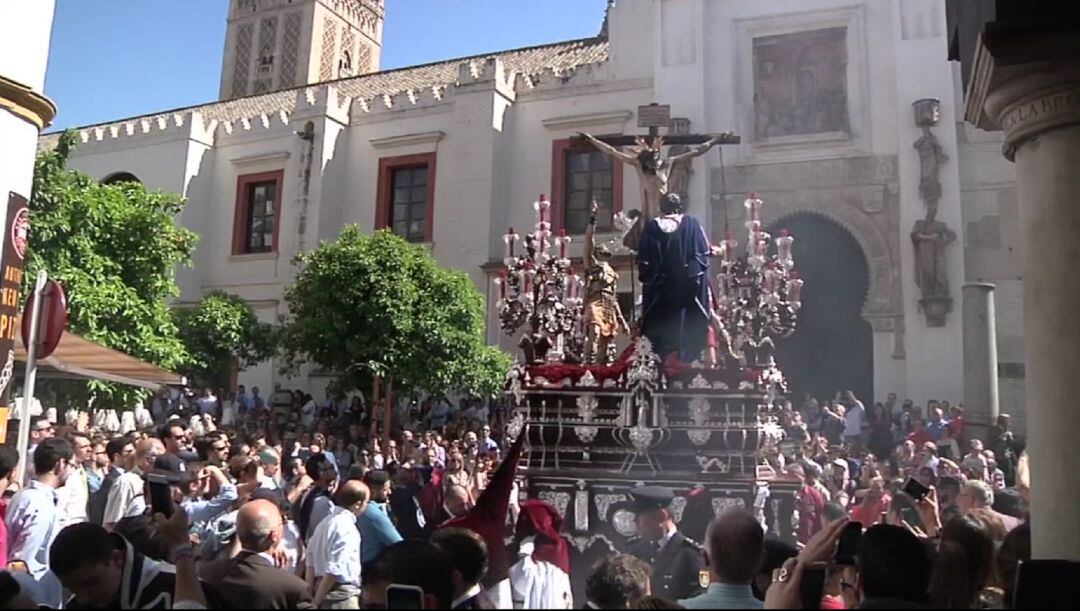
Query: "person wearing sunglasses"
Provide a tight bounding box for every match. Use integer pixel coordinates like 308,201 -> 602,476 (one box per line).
159,422 -> 190,465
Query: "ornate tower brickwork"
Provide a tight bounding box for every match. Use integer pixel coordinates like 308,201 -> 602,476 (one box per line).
219,0 -> 384,100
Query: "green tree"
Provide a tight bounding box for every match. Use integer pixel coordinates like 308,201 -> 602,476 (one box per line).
174,291 -> 277,391
25,131 -> 198,408
279,227 -> 509,398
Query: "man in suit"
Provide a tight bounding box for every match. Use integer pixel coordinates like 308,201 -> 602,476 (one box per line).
209,499 -> 312,609
626,486 -> 705,603
88,437 -> 133,526
431,528 -> 496,609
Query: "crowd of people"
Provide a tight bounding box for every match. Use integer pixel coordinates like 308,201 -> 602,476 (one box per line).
0,385 -> 1039,609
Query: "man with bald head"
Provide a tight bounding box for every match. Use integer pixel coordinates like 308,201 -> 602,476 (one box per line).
679,508 -> 764,609
433,484 -> 473,528
209,499 -> 312,609
307,480 -> 370,608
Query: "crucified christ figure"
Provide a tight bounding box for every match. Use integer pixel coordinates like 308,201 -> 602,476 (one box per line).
578,132 -> 724,251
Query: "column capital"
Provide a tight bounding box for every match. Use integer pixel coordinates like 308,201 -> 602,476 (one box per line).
966,30 -> 1080,161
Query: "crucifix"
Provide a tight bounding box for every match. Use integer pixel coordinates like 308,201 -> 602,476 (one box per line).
577,103 -> 740,251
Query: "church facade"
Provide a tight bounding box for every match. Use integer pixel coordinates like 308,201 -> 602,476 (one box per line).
40,0 -> 1025,429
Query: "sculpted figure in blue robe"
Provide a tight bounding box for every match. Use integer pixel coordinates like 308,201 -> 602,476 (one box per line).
637,193 -> 712,362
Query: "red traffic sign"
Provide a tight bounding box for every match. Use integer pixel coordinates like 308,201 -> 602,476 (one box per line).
22,279 -> 67,359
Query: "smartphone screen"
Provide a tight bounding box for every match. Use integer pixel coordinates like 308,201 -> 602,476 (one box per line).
146,474 -> 175,518
386,584 -> 425,610
835,522 -> 863,566
1014,559 -> 1080,609
902,477 -> 929,500
799,563 -> 828,610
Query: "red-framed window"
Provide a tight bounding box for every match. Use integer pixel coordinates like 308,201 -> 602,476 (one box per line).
551,138 -> 624,235
232,170 -> 284,255
376,153 -> 437,243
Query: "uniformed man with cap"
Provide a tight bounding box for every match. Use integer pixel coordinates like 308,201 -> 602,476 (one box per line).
625,486 -> 705,602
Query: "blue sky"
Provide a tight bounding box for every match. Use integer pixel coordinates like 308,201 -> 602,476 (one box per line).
44,0 -> 609,130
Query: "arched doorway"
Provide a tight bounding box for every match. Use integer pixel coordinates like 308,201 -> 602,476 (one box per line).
101,171 -> 141,185
768,213 -> 874,404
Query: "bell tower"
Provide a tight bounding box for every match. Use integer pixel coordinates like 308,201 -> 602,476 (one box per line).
219,0 -> 384,100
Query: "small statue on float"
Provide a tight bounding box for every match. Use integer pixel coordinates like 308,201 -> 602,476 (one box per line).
583,201 -> 630,364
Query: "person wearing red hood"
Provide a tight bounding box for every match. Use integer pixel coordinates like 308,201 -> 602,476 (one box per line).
508,499 -> 573,609
439,431 -> 527,609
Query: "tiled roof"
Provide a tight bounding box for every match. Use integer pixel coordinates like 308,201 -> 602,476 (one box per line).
42,36 -> 610,143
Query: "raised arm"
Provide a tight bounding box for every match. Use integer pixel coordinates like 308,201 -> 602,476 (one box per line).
585,201 -> 598,267
579,132 -> 638,164
668,134 -> 725,164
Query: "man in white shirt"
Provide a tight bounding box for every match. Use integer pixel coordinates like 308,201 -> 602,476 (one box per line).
301,394 -> 317,429
57,432 -> 93,528
841,390 -> 866,453
102,438 -> 164,529
258,448 -> 284,491
307,479 -> 370,609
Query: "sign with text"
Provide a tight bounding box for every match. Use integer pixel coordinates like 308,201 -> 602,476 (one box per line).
0,192 -> 30,400
638,104 -> 672,128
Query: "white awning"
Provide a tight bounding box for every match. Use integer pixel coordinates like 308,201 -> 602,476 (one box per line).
14,320 -> 185,390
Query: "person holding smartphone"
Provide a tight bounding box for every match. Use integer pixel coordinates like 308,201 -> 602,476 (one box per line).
763,519 -> 931,609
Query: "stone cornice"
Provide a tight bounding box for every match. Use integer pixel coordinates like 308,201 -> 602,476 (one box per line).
229,151 -> 291,167
540,110 -> 633,132
368,130 -> 445,150
0,74 -> 57,130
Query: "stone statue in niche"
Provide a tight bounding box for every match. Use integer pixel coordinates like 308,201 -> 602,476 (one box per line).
753,27 -> 850,140
665,118 -> 692,203
911,208 -> 956,327
913,98 -> 948,211
910,98 -> 954,326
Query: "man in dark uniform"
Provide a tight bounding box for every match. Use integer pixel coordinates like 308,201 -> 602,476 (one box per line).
625,486 -> 705,602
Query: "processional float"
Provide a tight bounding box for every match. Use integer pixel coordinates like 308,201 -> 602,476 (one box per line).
494,106 -> 807,581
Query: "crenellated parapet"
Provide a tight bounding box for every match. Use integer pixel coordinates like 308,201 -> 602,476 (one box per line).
511,60 -> 611,96
349,82 -> 451,121
46,111 -> 219,153
40,37 -> 611,150
291,84 -> 352,125
216,108 -> 292,139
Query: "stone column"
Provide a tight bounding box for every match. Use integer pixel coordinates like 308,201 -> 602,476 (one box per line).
961,283 -> 998,442
0,1 -> 57,439
979,59 -> 1080,559
0,0 -> 56,215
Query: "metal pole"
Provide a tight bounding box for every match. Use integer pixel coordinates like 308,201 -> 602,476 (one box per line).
383,376 -> 394,455
14,270 -> 48,485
